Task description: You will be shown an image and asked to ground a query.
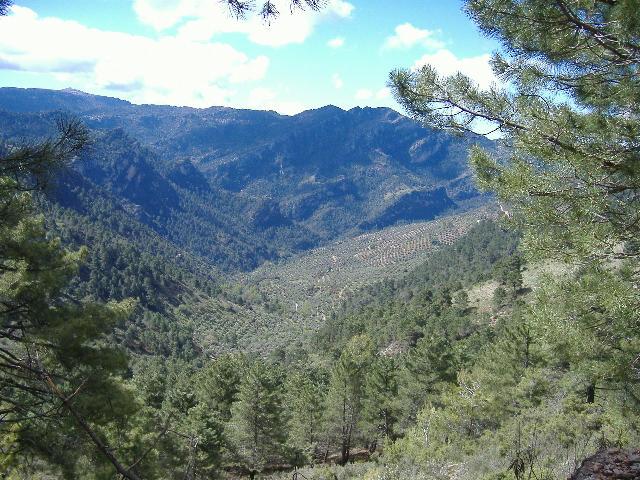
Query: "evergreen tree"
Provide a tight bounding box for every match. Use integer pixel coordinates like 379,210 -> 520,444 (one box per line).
227,360 -> 288,478
451,288 -> 470,314
494,254 -> 523,296
470,310 -> 545,421
165,364 -> 226,480
195,353 -> 248,422
529,267 -> 640,406
492,285 -> 508,310
323,334 -> 374,464
391,0 -> 640,264
361,355 -> 400,448
0,119 -> 142,478
399,332 -> 458,425
284,365 -> 328,463
389,0 -> 640,474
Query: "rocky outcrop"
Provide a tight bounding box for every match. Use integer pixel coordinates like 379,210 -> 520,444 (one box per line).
570,448 -> 640,480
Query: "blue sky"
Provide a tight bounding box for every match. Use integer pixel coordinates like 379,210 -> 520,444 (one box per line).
0,0 -> 498,114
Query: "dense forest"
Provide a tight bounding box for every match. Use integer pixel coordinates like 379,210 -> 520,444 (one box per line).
1,0 -> 639,479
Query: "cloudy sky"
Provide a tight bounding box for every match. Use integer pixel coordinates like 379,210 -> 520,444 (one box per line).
0,0 -> 498,114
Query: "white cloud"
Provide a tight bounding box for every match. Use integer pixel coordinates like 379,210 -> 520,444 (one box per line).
412,49 -> 496,90
332,73 -> 343,89
376,87 -> 391,99
133,0 -> 188,31
246,87 -> 307,115
248,86 -> 277,104
384,22 -> 443,50
330,1 -> 354,17
229,56 -> 270,83
327,36 -> 345,48
0,5 -> 270,107
136,0 -> 355,47
355,88 -> 373,100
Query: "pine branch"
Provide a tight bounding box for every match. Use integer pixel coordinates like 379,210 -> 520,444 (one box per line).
42,372 -> 143,480
0,0 -> 12,16
221,0 -> 326,20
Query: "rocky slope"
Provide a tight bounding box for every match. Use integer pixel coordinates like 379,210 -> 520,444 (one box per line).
571,448 -> 640,480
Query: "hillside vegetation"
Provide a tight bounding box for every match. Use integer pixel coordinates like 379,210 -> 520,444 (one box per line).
1,0 -> 639,478
0,88 -> 490,270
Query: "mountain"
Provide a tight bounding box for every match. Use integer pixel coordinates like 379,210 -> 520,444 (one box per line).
0,87 -> 499,358
0,87 -> 490,273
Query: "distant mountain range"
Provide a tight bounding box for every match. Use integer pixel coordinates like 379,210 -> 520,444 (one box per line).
0,87 -> 489,272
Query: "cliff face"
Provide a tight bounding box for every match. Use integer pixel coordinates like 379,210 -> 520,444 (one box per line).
570,448 -> 640,480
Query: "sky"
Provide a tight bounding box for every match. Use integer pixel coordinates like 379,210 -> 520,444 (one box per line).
0,0 -> 499,115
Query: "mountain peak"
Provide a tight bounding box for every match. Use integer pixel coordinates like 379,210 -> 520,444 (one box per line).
315,104 -> 345,113
61,87 -> 91,96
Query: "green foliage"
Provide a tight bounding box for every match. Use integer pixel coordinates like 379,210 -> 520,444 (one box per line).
386,2 -> 640,478
0,121 -> 144,478
317,220 -> 520,352
37,188 -> 219,359
5,4 -> 639,477
285,365 -> 329,463
361,355 -> 400,445
323,335 -> 375,464
493,255 -> 523,295
399,332 -> 458,425
529,266 -> 640,404
194,353 -> 248,422
391,0 -> 640,263
227,360 -> 289,474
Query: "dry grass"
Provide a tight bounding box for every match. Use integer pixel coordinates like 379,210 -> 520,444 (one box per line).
467,280 -> 499,313
465,259 -> 575,318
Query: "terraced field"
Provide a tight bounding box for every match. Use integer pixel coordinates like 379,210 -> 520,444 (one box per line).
188,206 -> 503,355
246,207 -> 496,319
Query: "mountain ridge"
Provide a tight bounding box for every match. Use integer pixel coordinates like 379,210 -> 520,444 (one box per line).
0,87 -> 490,272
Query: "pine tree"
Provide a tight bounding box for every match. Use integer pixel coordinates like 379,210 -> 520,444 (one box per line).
390,0 -> 640,466
361,355 -> 400,448
195,353 -> 248,422
323,334 -> 374,465
0,119 -> 141,478
494,255 -> 523,296
399,332 -> 457,424
529,266 -> 640,406
391,0 -> 640,263
227,360 -> 288,477
285,366 -> 328,463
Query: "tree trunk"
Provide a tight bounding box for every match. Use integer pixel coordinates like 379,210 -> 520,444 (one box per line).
341,424 -> 352,465
586,384 -> 595,403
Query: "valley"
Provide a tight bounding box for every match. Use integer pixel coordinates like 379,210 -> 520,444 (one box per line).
1,69 -> 636,480
189,205 -> 498,355
0,87 -> 490,271
0,86 -> 495,356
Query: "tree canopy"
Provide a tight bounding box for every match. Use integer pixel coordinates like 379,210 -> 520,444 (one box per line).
391,0 -> 640,262
2,1 -> 640,478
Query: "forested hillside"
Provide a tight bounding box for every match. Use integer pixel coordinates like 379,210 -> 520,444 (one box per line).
1,0 -> 639,479
0,94 -> 495,361
0,87 -> 489,267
